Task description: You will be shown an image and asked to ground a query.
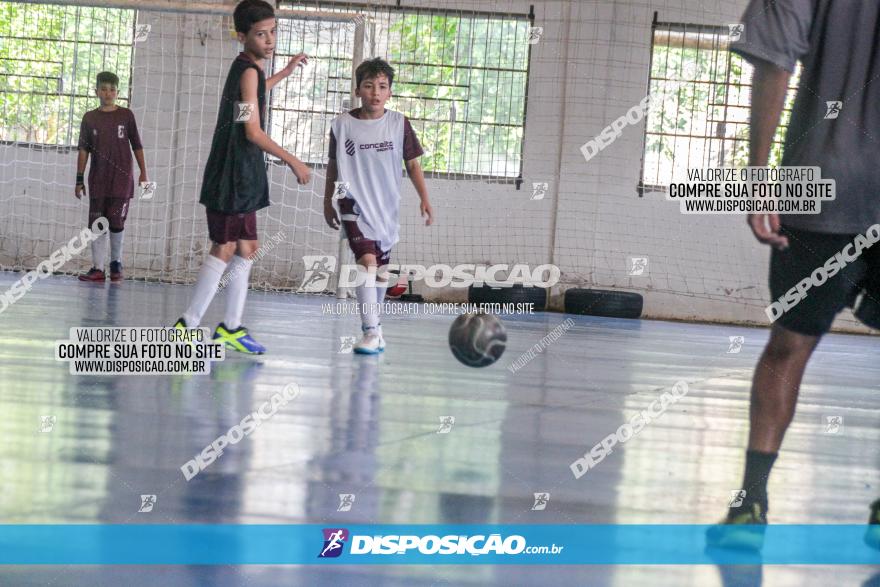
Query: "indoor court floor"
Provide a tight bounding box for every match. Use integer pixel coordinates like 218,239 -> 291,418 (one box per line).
2,271 -> 879,586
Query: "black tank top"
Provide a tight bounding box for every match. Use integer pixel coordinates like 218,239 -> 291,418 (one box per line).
200,53 -> 269,214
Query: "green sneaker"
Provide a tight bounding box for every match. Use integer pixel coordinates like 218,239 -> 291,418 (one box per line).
213,322 -> 266,355
706,502 -> 767,552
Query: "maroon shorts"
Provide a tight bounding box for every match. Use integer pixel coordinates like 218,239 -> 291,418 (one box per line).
88,197 -> 130,232
339,198 -> 391,265
206,209 -> 258,244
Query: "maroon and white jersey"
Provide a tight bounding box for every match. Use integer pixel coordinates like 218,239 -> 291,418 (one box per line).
328,108 -> 424,252
77,107 -> 143,199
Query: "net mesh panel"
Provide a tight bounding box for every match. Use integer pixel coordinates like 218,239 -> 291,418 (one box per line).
1,0 -> 858,328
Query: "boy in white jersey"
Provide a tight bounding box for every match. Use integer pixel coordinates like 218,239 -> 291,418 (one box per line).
324,58 -> 433,354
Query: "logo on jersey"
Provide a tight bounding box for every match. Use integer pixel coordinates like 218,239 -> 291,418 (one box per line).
359,140 -> 394,153
345,138 -> 355,156
319,528 -> 349,558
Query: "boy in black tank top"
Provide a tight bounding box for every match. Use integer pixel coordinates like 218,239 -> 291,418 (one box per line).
174,0 -> 311,354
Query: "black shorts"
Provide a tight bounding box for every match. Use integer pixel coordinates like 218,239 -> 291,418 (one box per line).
769,225 -> 880,336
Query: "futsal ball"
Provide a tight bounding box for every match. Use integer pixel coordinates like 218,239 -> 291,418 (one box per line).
448,312 -> 507,368
385,278 -> 407,299
384,270 -> 407,299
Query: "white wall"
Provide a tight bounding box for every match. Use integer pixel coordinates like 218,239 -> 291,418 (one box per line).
0,0 -> 867,331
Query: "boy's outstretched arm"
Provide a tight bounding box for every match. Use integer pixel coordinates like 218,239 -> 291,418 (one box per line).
240,68 -> 311,185
266,53 -> 308,92
746,57 -> 792,250
405,158 -> 432,226
75,149 -> 88,199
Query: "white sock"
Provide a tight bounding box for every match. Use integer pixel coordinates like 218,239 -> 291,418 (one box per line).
376,281 -> 388,316
356,266 -> 379,330
223,255 -> 252,330
109,231 -> 124,263
182,255 -> 228,328
91,233 -> 108,269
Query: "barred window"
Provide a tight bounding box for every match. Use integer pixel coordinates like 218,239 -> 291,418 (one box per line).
277,3 -> 532,180
640,18 -> 800,193
0,3 -> 135,147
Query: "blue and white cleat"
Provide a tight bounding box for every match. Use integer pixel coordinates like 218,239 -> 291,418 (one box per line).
213,323 -> 266,355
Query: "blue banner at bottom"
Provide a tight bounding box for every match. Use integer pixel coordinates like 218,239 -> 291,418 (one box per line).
0,524 -> 878,565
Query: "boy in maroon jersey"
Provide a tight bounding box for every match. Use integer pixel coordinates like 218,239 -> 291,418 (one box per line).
75,71 -> 148,282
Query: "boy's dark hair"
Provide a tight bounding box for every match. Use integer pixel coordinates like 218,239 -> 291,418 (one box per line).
96,71 -> 119,88
234,0 -> 275,34
356,58 -> 395,88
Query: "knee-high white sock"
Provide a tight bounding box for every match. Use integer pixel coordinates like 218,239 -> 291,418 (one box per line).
356,266 -> 379,330
375,281 -> 388,315
109,231 -> 124,263
182,255 -> 228,328
91,233 -> 108,269
223,255 -> 253,330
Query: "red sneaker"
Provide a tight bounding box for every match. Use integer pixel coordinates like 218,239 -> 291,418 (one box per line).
78,268 -> 106,282
109,261 -> 123,282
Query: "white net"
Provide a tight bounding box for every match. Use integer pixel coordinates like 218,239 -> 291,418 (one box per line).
0,0 -> 546,295
0,0 -> 864,329
0,1 -> 363,290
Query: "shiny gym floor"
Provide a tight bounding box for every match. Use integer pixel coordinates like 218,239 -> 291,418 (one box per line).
2,271 -> 879,586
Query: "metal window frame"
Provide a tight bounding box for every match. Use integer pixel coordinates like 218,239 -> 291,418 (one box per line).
637,12 -> 797,196
0,3 -> 136,150
278,1 -> 534,183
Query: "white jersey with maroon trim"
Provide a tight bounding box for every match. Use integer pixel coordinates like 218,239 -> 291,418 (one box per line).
331,110 -> 405,253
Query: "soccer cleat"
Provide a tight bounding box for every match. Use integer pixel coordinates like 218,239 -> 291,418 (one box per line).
213,323 -> 266,355
864,499 -> 880,550
78,268 -> 106,282
173,317 -> 200,354
353,327 -> 385,355
109,261 -> 123,282
705,502 -> 768,552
